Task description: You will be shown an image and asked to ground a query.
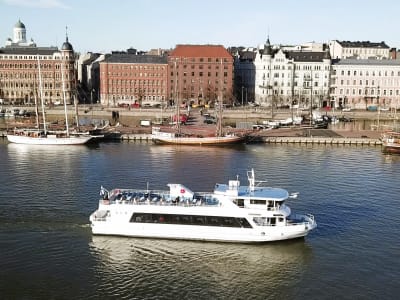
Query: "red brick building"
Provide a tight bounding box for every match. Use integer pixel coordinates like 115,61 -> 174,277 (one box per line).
99,53 -> 169,107
168,45 -> 234,106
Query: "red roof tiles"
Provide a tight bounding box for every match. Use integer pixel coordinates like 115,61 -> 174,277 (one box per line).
170,44 -> 232,58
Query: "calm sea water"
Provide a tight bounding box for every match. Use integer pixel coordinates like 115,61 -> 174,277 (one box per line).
0,139 -> 399,299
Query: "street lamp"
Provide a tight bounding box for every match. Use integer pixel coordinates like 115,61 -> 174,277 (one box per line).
377,86 -> 380,130
241,86 -> 244,106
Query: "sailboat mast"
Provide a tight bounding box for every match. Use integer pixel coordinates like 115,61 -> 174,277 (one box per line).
216,59 -> 223,137
37,56 -> 47,134
61,56 -> 70,136
74,95 -> 79,131
34,91 -> 39,130
174,60 -> 180,134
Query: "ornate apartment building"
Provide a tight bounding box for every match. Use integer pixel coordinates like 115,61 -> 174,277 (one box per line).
253,38 -> 331,109
0,20 -> 77,105
99,52 -> 168,107
168,45 -> 234,107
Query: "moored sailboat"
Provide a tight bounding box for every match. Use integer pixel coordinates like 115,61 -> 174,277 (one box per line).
152,61 -> 245,145
7,46 -> 92,145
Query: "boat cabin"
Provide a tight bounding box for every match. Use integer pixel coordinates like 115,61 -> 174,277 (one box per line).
233,197 -> 285,211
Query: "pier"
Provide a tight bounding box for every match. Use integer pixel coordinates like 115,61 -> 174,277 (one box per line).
120,134 -> 153,142
260,136 -> 381,146
1,130 -> 382,146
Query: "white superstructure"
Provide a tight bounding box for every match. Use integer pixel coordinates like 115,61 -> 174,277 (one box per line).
90,169 -> 316,243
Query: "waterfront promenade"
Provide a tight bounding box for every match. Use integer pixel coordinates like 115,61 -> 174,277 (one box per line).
0,104 -> 395,144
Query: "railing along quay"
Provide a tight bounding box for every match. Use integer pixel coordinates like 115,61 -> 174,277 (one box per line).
261,136 -> 382,146
120,133 -> 153,142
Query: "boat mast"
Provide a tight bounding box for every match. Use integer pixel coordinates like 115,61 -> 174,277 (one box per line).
37,56 -> 47,135
34,90 -> 40,130
61,55 -> 70,136
174,60 -> 180,134
216,59 -> 223,137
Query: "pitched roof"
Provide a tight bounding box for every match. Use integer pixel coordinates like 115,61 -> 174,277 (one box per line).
103,54 -> 168,64
0,46 -> 59,55
332,58 -> 400,66
286,51 -> 327,62
170,44 -> 232,58
338,41 -> 389,49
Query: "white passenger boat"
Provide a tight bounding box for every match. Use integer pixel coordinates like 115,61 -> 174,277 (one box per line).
90,169 -> 317,243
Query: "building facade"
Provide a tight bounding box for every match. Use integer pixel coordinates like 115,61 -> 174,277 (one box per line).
330,59 -> 400,110
0,20 -> 76,105
99,53 -> 169,107
254,39 -> 331,109
233,48 -> 256,105
168,45 -> 234,107
329,40 -> 390,60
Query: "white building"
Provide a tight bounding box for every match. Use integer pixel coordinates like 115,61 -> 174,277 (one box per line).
330,59 -> 400,110
254,38 -> 331,109
329,40 -> 390,60
5,20 -> 36,47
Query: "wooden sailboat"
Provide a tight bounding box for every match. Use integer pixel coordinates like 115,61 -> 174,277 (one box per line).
152,61 -> 244,145
7,56 -> 93,145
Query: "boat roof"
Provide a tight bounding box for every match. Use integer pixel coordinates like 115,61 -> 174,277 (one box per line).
214,183 -> 289,200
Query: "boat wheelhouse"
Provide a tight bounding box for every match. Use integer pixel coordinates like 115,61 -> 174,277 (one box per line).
90,169 -> 316,243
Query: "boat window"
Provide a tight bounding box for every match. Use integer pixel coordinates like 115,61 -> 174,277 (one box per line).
253,217 -> 268,226
253,217 -> 277,226
250,199 -> 267,205
233,198 -> 245,207
130,213 -> 252,228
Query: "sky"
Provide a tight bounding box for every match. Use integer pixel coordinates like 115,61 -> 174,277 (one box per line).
1,0 -> 399,54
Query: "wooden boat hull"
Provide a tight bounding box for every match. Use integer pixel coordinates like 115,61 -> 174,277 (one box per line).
381,131 -> 400,154
382,144 -> 400,154
152,135 -> 245,145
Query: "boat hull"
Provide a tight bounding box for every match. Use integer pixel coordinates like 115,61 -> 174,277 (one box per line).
7,134 -> 93,145
381,131 -> 400,154
90,204 -> 316,243
382,144 -> 400,154
152,135 -> 245,145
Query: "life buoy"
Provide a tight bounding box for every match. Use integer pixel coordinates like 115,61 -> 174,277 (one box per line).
180,188 -> 185,194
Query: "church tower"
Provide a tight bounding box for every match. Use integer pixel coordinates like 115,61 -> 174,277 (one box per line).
13,20 -> 27,44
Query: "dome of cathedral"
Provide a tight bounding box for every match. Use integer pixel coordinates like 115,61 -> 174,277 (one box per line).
15,20 -> 25,29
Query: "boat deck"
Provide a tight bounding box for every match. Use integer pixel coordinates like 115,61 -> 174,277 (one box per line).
105,189 -> 220,207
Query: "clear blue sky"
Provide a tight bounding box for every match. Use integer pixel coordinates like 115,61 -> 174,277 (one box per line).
1,0 -> 399,54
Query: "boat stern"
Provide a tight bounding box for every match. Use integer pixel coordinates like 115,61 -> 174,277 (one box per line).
304,213 -> 317,231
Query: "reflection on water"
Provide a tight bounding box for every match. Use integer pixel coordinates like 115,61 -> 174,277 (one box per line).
7,142 -> 91,157
329,118 -> 395,131
89,236 -> 313,299
1,140 -> 399,299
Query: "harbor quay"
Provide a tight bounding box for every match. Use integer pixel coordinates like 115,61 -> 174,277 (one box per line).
0,104 -> 394,145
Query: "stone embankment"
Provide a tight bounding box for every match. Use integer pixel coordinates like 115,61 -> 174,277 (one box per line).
0,104 -> 394,146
